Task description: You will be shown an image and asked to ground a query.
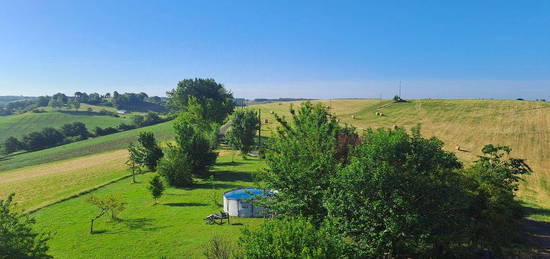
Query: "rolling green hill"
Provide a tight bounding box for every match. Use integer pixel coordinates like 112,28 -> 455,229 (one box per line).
0,105 -> 132,143
0,120 -> 174,172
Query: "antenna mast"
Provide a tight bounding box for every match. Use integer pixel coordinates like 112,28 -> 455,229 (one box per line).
399,80 -> 402,97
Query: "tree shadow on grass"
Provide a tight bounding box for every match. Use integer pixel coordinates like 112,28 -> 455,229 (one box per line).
215,161 -> 243,167
96,218 -> 170,234
164,202 -> 208,207
187,182 -> 244,190
211,171 -> 255,182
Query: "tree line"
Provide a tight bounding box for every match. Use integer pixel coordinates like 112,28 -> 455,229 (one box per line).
0,91 -> 165,116
1,112 -> 167,155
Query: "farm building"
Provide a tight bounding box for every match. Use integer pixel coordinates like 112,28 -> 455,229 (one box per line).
223,188 -> 272,217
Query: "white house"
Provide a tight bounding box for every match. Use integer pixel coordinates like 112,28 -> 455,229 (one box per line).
223,188 -> 271,217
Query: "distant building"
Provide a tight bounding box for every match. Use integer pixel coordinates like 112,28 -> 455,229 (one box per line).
117,110 -> 129,114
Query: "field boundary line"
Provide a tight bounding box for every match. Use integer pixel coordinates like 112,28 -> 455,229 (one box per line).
25,173 -> 132,215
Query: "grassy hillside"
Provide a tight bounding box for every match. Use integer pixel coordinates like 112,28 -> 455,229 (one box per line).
255,99 -> 550,216
0,121 -> 174,172
0,104 -> 132,143
32,151 -> 263,258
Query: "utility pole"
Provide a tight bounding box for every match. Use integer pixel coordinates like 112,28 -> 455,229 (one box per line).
258,108 -> 261,148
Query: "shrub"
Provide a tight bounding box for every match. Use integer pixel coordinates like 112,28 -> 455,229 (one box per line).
147,174 -> 165,204
94,127 -> 119,136
117,123 -> 136,131
238,217 -> 344,258
0,193 -> 52,258
203,235 -> 234,259
157,144 -> 194,187
3,137 -> 23,154
61,122 -> 89,139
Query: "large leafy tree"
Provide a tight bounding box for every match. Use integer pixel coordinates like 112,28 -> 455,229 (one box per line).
462,144 -> 532,254
0,193 -> 51,258
260,102 -> 343,224
166,78 -> 235,124
324,127 -> 467,257
225,109 -> 260,155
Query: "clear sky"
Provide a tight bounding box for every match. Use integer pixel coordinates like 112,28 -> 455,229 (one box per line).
1,0 -> 549,99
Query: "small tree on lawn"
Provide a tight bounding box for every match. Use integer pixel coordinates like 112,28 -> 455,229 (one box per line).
225,109 -> 260,155
86,195 -> 126,234
127,143 -> 144,184
0,193 -> 52,258
147,174 -> 165,204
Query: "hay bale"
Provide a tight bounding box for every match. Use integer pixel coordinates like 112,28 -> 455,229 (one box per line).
352,115 -> 356,120
270,110 -> 274,114
456,145 -> 461,151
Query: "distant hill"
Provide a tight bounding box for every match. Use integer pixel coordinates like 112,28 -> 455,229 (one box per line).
0,96 -> 35,107
0,104 -> 133,143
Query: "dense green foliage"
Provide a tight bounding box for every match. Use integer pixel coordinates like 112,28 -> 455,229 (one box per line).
252,102 -> 533,257
127,132 -> 164,172
173,112 -> 218,176
226,109 -> 260,154
260,102 -> 342,223
239,217 -> 344,258
157,143 -> 194,187
147,174 -> 165,203
167,78 -> 235,124
0,194 -> 51,259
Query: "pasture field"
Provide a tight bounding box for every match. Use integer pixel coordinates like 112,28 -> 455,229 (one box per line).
255,99 -> 550,219
0,105 -> 132,143
0,149 -> 130,211
33,150 -> 263,258
0,121 -> 174,172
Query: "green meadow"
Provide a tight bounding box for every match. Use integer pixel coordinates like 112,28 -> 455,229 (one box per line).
32,150 -> 263,258
0,104 -> 132,143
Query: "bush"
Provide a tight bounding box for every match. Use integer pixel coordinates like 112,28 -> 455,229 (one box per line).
117,123 -> 136,131
132,115 -> 145,127
94,127 -> 119,136
3,137 -> 23,154
157,144 -> 193,187
61,122 -> 89,139
238,217 -> 344,258
0,193 -> 52,258
203,235 -> 234,259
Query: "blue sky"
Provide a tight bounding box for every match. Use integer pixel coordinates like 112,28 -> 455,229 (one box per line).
0,0 -> 549,99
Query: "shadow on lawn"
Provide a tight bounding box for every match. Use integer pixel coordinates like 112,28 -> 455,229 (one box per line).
215,161 -> 243,167
164,202 -> 207,207
524,206 -> 550,218
95,218 -> 169,234
212,171 -> 255,182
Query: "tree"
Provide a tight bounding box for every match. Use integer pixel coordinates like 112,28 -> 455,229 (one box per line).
259,102 -> 342,224
166,78 -> 235,124
3,136 -> 22,154
70,99 -> 81,111
40,127 -> 65,148
127,143 -> 144,184
324,127 -> 466,257
225,109 -> 260,155
238,217 -> 344,258
461,144 -> 532,254
132,115 -> 145,127
127,132 -> 163,173
0,193 -> 51,258
86,195 -> 126,233
147,174 -> 165,204
61,122 -> 89,139
157,144 -> 194,187
22,132 -> 47,151
173,112 -> 218,176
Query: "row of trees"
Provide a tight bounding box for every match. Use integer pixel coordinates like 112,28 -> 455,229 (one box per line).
2,112 -> 167,154
0,91 -> 165,115
3,122 -> 89,153
236,102 -> 532,258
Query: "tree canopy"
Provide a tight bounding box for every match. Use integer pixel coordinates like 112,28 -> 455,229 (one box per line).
166,78 -> 235,124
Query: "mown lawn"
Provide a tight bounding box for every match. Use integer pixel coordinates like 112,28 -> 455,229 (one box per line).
0,121 -> 174,172
33,150 -> 264,258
